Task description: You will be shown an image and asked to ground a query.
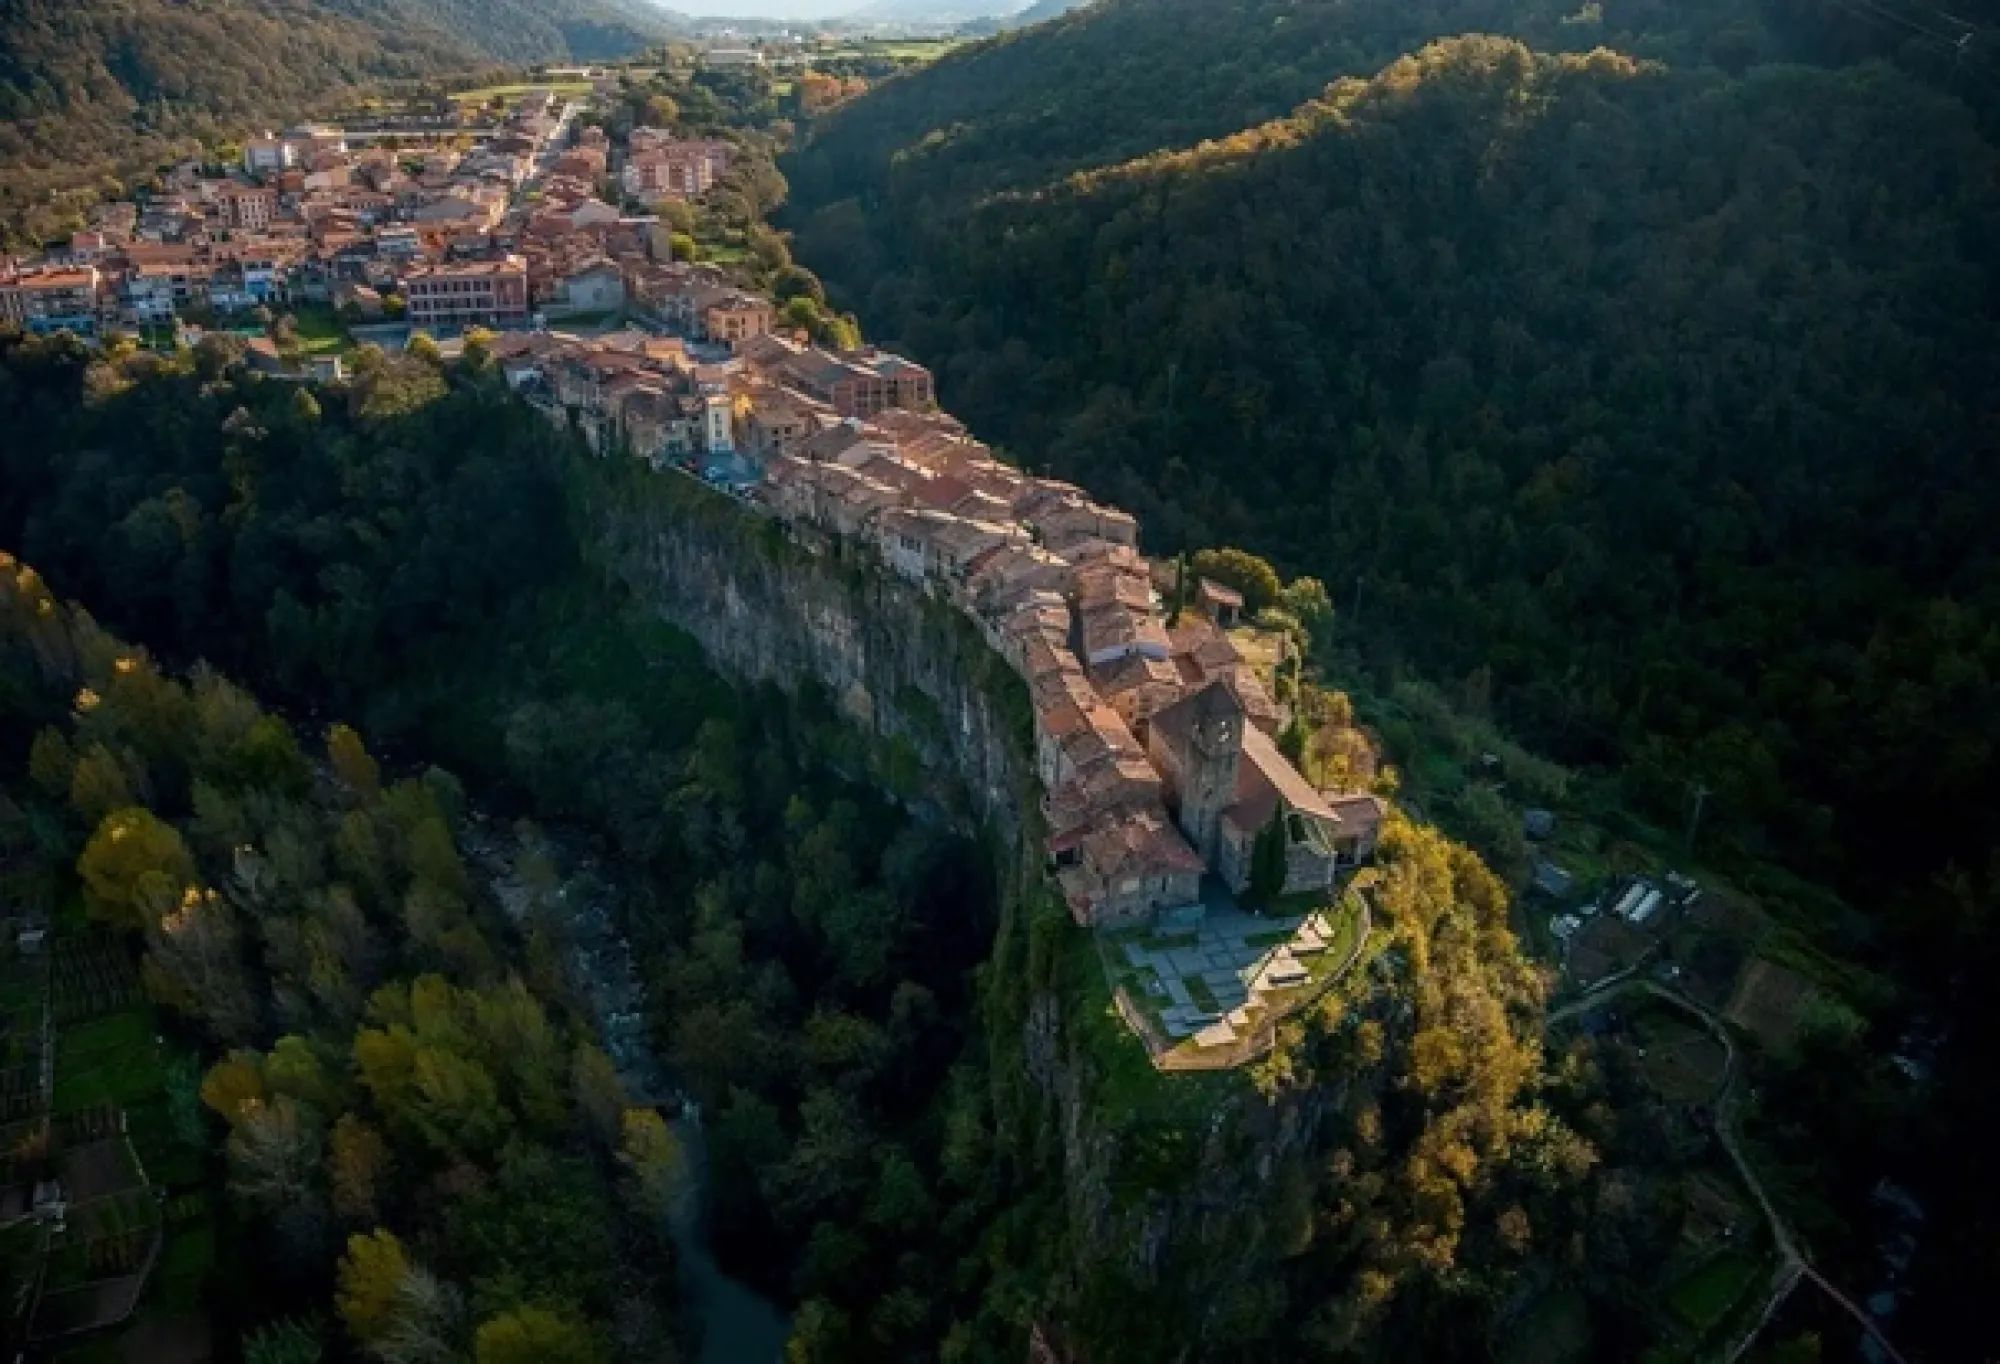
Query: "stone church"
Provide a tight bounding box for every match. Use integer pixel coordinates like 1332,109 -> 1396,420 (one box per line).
1145,679 -> 1345,898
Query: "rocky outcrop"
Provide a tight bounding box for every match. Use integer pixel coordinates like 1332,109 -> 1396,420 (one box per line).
573,456 -> 1355,1363
576,459 -> 1038,844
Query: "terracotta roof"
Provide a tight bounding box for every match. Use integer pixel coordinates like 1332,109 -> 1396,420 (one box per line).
1227,724 -> 1337,835
1327,793 -> 1385,835
1149,677 -> 1246,756
1199,578 -> 1245,609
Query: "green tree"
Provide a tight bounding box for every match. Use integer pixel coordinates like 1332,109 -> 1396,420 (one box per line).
1248,811 -> 1289,905
244,1318 -> 325,1364
27,727 -> 75,797
226,1094 -> 325,1210
1191,548 -> 1282,616
771,264 -> 825,305
68,743 -> 135,825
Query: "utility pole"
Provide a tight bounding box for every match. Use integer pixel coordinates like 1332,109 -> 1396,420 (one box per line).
1685,781 -> 1711,853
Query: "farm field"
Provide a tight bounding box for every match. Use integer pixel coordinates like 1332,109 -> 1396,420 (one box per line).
808,39 -> 965,64
449,79 -> 592,104
1667,1249 -> 1763,1332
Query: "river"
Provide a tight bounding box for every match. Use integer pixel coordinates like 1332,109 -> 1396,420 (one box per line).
475,824 -> 790,1361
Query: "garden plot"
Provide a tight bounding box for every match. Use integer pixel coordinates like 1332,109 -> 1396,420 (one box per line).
49,935 -> 139,1026
1629,1009 -> 1730,1105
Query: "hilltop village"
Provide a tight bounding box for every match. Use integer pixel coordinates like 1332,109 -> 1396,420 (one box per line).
0,83 -> 1386,978
486,315 -> 1386,936
0,90 -> 769,356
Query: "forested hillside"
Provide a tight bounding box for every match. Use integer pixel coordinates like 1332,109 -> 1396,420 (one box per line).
0,563 -> 686,1359
798,31 -> 2000,904
783,3 -> 2000,1353
786,0 -> 1994,215
0,0 -> 677,244
0,330 -> 1631,1362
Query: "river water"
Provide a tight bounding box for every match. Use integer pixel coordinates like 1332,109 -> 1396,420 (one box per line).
570,884 -> 790,1361
668,1113 -> 792,1364
478,827 -> 789,1361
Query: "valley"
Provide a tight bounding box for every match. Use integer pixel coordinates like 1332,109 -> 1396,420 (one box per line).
0,2 -> 1993,1361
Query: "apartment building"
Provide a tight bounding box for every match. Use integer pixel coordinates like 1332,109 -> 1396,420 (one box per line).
0,268 -> 101,334
401,256 -> 530,329
215,185 -> 279,230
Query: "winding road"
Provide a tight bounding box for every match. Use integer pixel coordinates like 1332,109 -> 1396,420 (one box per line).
1549,977 -> 1909,1363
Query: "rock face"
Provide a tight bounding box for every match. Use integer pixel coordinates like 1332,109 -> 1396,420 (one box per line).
579,462 -> 1038,844
577,460 -> 1344,1362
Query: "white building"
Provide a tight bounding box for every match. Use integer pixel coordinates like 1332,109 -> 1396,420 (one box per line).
243,138 -> 296,176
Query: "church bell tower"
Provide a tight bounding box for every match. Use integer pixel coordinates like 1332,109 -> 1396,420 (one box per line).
1180,681 -> 1244,866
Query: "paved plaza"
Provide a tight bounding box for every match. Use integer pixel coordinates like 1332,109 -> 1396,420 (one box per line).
1110,900 -> 1346,1049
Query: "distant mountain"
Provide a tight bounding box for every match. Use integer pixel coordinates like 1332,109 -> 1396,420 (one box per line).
0,0 -> 679,243
843,0 -> 1027,26
1002,0 -> 1089,27
326,0 -> 684,61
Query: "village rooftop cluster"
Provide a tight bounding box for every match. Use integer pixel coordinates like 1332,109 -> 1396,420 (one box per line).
0,82 -> 1384,944
483,323 -> 1386,933
0,90 -> 768,359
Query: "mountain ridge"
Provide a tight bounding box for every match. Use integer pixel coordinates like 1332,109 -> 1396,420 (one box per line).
0,0 -> 681,243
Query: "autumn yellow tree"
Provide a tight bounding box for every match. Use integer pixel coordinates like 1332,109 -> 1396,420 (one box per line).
78,806 -> 195,932
474,1305 -> 600,1364
200,1051 -> 266,1124
336,1228 -> 410,1344
327,723 -> 381,800
328,1114 -> 392,1222
618,1107 -> 685,1209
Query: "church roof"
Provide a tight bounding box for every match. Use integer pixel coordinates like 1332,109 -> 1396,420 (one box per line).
1228,725 -> 1338,833
1150,677 -> 1246,753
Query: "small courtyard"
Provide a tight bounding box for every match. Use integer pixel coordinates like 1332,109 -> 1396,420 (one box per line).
1099,883 -> 1370,1065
